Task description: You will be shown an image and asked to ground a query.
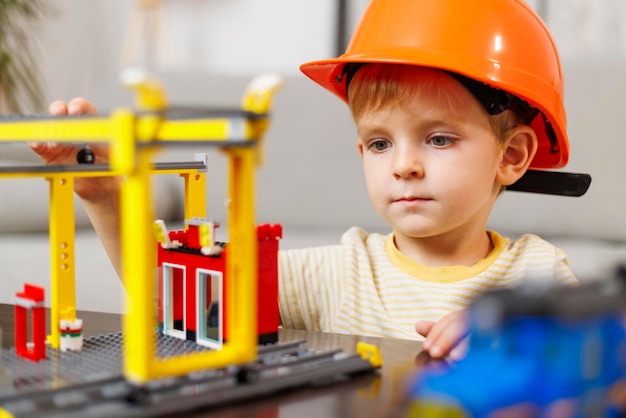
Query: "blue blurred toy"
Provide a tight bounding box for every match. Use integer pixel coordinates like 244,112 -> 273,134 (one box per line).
407,266 -> 626,417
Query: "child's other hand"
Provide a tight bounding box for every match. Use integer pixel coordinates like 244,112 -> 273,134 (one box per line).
30,98 -> 100,164
29,98 -> 115,202
415,309 -> 469,361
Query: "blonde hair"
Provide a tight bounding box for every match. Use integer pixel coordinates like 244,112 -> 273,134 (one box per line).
346,64 -> 524,143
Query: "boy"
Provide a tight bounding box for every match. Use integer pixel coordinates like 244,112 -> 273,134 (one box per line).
31,0 -> 577,359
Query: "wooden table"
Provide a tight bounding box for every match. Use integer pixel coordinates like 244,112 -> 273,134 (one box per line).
0,304 -> 427,418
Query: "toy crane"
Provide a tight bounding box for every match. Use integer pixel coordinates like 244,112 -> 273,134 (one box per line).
0,71 -> 381,417
0,67 -> 283,376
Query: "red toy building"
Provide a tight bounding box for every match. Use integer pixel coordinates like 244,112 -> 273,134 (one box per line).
156,218 -> 282,347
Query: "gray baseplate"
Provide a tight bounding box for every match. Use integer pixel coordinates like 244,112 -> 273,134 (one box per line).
0,332 -> 378,417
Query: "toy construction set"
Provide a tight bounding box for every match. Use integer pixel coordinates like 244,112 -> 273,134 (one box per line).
0,72 -> 381,417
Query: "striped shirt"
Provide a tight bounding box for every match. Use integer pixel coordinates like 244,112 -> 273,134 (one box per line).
278,227 -> 577,341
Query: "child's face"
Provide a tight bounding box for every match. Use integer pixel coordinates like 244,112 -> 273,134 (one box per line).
356,73 -> 504,241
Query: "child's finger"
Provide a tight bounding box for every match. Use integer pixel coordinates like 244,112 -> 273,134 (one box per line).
67,97 -> 98,115
414,320 -> 435,339
28,141 -> 57,158
48,100 -> 68,116
423,312 -> 468,358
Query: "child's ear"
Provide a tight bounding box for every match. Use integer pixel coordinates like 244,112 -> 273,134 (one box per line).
496,126 -> 538,186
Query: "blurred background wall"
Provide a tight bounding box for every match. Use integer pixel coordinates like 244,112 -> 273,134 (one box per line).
13,0 -> 626,242
1,0 -> 625,312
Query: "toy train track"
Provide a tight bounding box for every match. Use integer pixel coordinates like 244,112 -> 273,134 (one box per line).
0,334 -> 379,418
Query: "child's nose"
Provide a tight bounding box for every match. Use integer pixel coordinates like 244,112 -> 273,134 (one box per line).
392,149 -> 424,179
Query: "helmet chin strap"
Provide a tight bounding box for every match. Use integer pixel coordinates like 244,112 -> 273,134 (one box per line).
507,170 -> 591,197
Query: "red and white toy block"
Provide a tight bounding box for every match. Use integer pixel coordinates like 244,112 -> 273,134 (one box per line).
14,284 -> 46,362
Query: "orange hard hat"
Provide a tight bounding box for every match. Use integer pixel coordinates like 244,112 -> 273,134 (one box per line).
300,0 -> 569,169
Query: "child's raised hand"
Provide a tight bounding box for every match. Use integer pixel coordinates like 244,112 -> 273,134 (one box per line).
415,309 -> 469,361
30,97 -> 116,202
30,98 -> 100,164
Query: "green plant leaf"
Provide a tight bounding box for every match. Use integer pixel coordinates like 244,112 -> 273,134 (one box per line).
0,0 -> 56,114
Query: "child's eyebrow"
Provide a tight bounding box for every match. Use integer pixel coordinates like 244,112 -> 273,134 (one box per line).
356,108 -> 470,135
356,129 -> 386,143
419,116 -> 464,129
356,119 -> 389,134
407,113 -> 471,135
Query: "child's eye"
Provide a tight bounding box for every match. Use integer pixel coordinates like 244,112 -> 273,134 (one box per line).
368,139 -> 391,152
428,135 -> 455,147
